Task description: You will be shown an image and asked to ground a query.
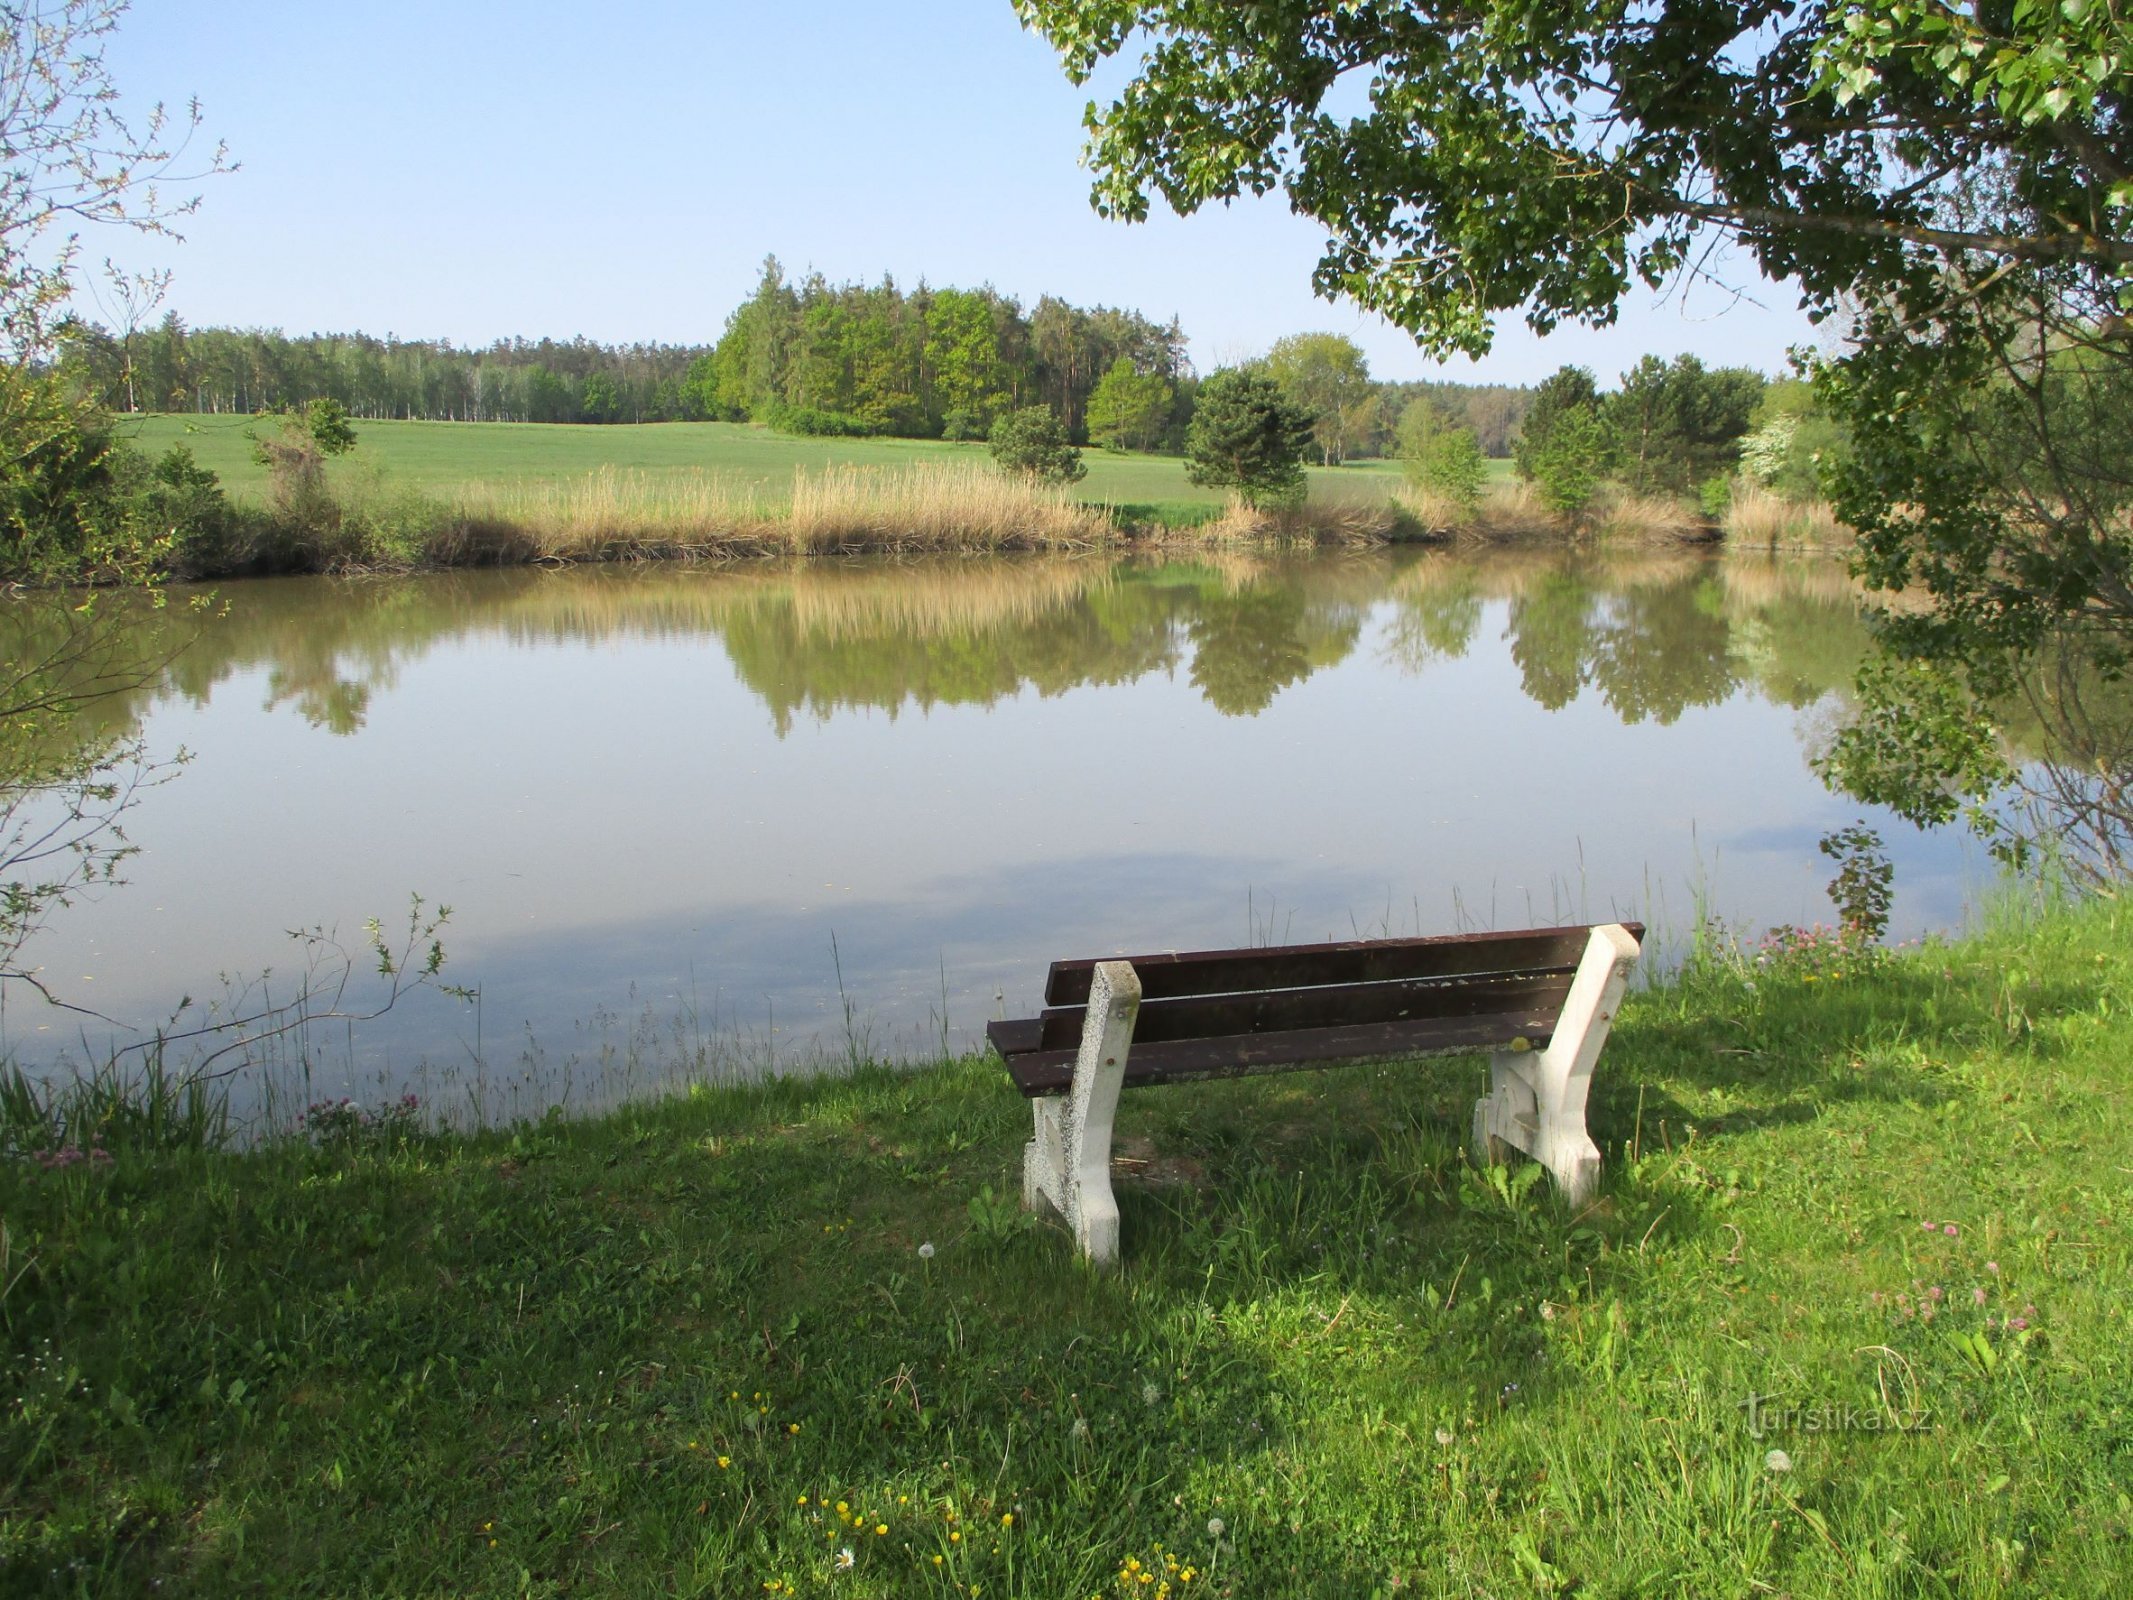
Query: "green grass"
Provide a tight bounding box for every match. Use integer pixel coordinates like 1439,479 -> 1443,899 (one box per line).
119,415 -> 1500,523
7,893 -> 2127,1596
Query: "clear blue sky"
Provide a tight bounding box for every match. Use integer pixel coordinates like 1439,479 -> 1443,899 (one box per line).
102,0 -> 1821,386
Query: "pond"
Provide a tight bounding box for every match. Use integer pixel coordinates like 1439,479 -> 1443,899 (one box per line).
2,546 -> 1981,1117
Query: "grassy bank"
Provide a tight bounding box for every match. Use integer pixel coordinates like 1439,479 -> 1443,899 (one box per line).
4,894 -> 2128,1595
122,415 -> 1431,528
115,415 -> 1843,571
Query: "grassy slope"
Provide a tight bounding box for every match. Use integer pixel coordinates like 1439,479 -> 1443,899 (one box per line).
5,897 -> 2129,1597
119,415 -> 1483,520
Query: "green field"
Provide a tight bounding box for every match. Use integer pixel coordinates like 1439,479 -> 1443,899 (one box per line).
121,414 -> 1479,519
5,894 -> 2129,1594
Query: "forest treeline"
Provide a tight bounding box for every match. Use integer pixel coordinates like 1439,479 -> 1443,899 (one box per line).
56,256 -> 1535,456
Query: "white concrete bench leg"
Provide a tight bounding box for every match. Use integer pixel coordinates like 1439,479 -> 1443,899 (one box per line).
1021,959 -> 1141,1267
1472,922 -> 1639,1207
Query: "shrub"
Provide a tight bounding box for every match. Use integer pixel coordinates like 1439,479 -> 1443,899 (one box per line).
764,404 -> 878,438
988,406 -> 1086,484
126,445 -> 245,575
1409,425 -> 1486,515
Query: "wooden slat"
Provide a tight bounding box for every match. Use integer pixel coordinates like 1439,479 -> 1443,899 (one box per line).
1001,1010 -> 1555,1098
1026,968 -> 1575,1053
1042,923 -> 1641,1006
985,1017 -> 1045,1057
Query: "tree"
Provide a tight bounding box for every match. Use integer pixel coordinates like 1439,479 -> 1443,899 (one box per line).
1184,367 -> 1315,507
1018,0 -> 2133,847
1527,404 -> 1612,519
1084,355 -> 1172,451
1264,333 -> 1370,465
988,405 -> 1086,484
1512,367 -> 1602,484
1606,356 -> 1763,497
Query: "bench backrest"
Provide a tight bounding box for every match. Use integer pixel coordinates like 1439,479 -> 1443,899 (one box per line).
1036,925 -> 1638,1049
991,923 -> 1644,1095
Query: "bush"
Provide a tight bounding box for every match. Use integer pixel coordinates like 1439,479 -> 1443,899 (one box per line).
124,445 -> 244,575
0,365 -> 134,582
1409,425 -> 1487,515
988,406 -> 1085,484
764,404 -> 878,438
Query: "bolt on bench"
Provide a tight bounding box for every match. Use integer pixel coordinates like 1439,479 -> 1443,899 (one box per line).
986,922 -> 1642,1265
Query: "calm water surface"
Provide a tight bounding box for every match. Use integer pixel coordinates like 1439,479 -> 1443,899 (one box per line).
3,548 -> 1980,1112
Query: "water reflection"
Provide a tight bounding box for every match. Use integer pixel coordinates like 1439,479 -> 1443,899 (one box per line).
44,548 -> 1879,740
0,546 -> 1976,1106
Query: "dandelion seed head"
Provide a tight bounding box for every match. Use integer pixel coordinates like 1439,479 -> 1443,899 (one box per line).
1765,1449 -> 1793,1473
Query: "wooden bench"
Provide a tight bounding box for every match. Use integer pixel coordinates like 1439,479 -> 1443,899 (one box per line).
987,922 -> 1642,1264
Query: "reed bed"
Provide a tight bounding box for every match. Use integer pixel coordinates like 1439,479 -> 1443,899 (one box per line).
783,462 -> 1111,552
1169,493 -> 1405,545
1724,481 -> 1852,549
437,462 -> 1115,561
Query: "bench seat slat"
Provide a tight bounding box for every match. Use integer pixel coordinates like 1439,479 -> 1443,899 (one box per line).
1042,923 -> 1640,1007
1026,968 -> 1576,1053
996,1009 -> 1555,1098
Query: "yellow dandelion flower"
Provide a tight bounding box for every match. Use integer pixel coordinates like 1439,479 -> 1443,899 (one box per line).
787,1422 -> 800,1435
1001,1513 -> 1014,1527
717,1456 -> 731,1470
796,1495 -> 808,1506
950,1531 -> 961,1543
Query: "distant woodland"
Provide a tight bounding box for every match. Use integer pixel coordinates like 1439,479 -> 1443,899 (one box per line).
57,256 -> 1534,456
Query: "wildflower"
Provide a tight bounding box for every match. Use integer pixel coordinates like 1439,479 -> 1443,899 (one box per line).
1765,1449 -> 1793,1473
787,1422 -> 801,1435
2011,1316 -> 2029,1330
950,1531 -> 960,1543
797,1496 -> 808,1506
1985,1260 -> 2000,1275
1434,1427 -> 1454,1446
836,1502 -> 849,1517
1972,1288 -> 1987,1306
1921,1221 -> 1936,1232
1207,1517 -> 1225,1538
918,1242 -> 935,1259
1001,1513 -> 1013,1527
875,1523 -> 887,1536
834,1548 -> 854,1572
1943,1223 -> 1959,1237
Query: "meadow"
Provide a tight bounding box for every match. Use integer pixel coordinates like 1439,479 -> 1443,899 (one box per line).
3,891 -> 2126,1596
120,415 -> 1435,526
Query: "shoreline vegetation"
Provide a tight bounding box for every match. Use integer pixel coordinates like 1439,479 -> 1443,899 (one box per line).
1,890 -> 2126,1593
81,414 -> 1852,583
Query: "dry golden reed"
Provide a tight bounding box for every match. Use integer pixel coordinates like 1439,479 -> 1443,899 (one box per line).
1724,482 -> 1852,549
437,463 -> 1113,560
